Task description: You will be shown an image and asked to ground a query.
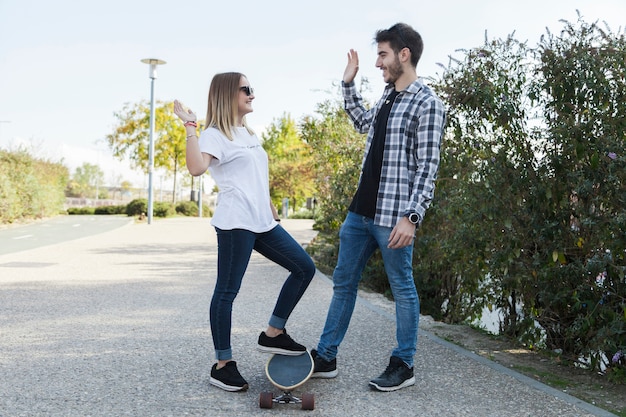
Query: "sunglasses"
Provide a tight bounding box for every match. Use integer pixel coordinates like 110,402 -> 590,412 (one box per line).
240,86 -> 255,96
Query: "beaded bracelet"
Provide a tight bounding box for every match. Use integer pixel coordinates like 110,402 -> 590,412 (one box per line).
184,121 -> 198,127
186,134 -> 198,140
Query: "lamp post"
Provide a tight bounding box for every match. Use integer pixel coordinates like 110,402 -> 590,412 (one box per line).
140,58 -> 166,224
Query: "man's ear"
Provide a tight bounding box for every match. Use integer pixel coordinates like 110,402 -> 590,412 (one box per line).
399,47 -> 412,64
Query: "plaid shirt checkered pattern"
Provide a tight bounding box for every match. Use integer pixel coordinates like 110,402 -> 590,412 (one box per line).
343,80 -> 446,228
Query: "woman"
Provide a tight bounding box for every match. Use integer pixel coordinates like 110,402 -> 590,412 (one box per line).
174,72 -> 315,392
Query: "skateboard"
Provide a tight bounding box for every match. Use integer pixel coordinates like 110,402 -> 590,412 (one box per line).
259,351 -> 315,410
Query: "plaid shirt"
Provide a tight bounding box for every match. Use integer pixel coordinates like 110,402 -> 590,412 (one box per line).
343,80 -> 446,228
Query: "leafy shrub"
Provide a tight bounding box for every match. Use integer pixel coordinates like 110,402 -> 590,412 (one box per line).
67,207 -> 95,215
0,149 -> 68,223
305,16 -> 625,381
94,205 -> 126,215
289,209 -> 316,219
176,200 -> 213,217
426,16 -> 625,377
176,201 -> 195,216
154,202 -> 175,217
126,199 -> 147,216
301,99 -> 363,236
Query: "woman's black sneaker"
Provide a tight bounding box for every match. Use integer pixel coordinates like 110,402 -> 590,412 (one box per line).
257,329 -> 307,355
311,349 -> 338,378
209,361 -> 249,392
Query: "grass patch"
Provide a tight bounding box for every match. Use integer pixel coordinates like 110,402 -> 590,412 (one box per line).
512,365 -> 570,388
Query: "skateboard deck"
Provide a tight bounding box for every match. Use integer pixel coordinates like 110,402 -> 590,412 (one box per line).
266,351 -> 313,390
260,351 -> 315,410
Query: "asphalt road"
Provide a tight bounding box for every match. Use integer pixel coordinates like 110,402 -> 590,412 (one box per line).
0,218 -> 616,416
0,215 -> 133,256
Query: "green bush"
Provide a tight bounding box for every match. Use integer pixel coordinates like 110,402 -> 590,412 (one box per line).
305,16 -> 625,381
176,200 -> 198,216
289,209 -> 316,219
126,198 -> 147,216
0,149 -> 68,223
154,201 -> 175,217
127,199 -> 208,219
425,16 -> 626,377
94,205 -> 126,215
67,207 -> 95,215
175,200 -> 213,217
126,199 -> 174,218
301,99 -> 363,236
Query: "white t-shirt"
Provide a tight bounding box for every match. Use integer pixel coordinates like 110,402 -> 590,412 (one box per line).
198,126 -> 276,233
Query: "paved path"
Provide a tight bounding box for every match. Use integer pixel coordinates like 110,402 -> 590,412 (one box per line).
0,217 -> 616,416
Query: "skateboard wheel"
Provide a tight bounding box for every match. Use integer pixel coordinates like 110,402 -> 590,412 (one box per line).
301,393 -> 314,410
259,391 -> 274,409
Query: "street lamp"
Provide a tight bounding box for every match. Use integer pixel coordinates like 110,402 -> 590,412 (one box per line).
140,58 -> 166,224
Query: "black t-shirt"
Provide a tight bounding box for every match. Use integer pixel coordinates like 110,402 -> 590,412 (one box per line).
348,89 -> 401,219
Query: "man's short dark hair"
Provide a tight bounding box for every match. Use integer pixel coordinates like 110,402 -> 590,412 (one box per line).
375,23 -> 423,67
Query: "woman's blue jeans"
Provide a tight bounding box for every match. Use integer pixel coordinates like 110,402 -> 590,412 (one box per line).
212,225 -> 316,361
316,212 -> 420,367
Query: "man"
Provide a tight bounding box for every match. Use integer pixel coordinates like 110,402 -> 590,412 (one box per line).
311,23 -> 446,392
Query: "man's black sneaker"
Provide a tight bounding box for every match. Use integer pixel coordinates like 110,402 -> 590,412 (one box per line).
209,361 -> 249,392
368,356 -> 415,392
310,349 -> 338,378
257,329 -> 307,355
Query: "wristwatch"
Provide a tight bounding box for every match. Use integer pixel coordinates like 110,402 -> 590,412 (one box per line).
406,212 -> 420,225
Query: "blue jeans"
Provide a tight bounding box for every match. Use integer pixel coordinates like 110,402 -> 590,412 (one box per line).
316,212 -> 419,366
212,225 -> 316,361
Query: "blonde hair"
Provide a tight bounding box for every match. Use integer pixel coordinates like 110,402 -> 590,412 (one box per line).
204,72 -> 254,141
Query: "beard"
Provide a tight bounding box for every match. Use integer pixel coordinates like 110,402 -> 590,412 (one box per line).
384,55 -> 404,84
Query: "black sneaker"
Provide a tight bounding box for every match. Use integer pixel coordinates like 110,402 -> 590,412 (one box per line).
310,349 -> 338,379
209,361 -> 249,392
368,356 -> 415,392
257,329 -> 307,355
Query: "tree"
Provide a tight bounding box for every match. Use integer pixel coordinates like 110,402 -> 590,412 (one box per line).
425,34 -> 537,326
427,15 -> 625,375
0,149 -> 68,222
262,113 -> 316,214
66,162 -> 105,199
302,81 -> 403,292
528,16 -> 626,371
301,99 -> 364,231
304,16 -> 625,379
300,98 -> 365,275
105,100 -> 188,202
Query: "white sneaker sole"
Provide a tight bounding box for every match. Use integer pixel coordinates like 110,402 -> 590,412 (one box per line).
368,376 -> 415,392
209,377 -> 249,392
311,369 -> 338,379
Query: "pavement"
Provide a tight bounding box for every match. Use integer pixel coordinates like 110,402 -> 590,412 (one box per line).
0,217 -> 617,417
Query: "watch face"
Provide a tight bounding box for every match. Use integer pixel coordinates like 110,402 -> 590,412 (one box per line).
409,213 -> 419,224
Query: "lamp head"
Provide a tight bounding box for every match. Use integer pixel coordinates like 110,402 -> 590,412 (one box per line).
141,58 -> 167,79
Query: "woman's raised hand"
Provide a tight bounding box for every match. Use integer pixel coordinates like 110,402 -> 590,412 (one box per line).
173,100 -> 197,123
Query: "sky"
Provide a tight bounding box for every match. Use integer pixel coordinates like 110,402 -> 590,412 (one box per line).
1,0 -> 625,188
